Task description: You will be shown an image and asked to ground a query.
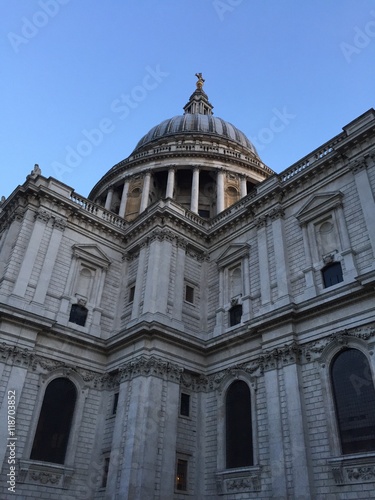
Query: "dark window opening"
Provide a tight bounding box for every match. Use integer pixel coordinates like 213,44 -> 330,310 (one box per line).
180,393 -> 190,417
198,209 -> 210,218
229,304 -> 242,326
69,303 -> 88,326
322,261 -> 343,288
30,378 -> 77,464
102,456 -> 110,488
331,348 -> 375,454
185,285 -> 194,304
226,380 -> 253,468
112,393 -> 119,415
176,459 -> 188,491
128,285 -> 135,303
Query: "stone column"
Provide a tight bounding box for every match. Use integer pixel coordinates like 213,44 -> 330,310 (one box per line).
241,253 -> 252,322
104,188 -> 114,211
214,268 -> 225,336
217,170 -> 225,214
0,210 -> 23,279
352,161 -> 375,257
191,167 -> 200,213
12,210 -> 50,298
166,168 -> 175,199
131,244 -> 147,321
271,208 -> 291,303
301,223 -> 317,299
240,176 -> 247,198
140,171 -> 151,213
106,380 -> 130,499
172,240 -> 186,322
33,217 -> 67,304
143,233 -> 172,316
118,179 -> 130,218
117,373 -> 180,500
264,368 -> 288,498
256,216 -> 271,306
283,360 -> 314,498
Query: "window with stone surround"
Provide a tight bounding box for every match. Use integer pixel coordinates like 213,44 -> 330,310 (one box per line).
322,260 -> 343,288
226,380 -> 253,468
176,458 -> 188,491
229,303 -> 242,326
180,392 -> 190,417
30,378 -> 77,464
331,348 -> 375,455
184,283 -> 195,304
69,302 -> 88,326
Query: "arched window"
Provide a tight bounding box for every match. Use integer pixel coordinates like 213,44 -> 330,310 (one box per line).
331,349 -> 375,454
229,304 -> 242,327
322,261 -> 343,288
226,380 -> 253,468
69,303 -> 88,326
30,378 -> 77,464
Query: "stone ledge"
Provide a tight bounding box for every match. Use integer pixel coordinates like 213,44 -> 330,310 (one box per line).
18,459 -> 74,489
216,465 -> 261,494
328,453 -> 375,485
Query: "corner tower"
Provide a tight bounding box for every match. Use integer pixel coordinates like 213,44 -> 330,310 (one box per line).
89,74 -> 274,220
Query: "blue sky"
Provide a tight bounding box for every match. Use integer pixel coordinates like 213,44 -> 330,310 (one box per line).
1,0 -> 374,198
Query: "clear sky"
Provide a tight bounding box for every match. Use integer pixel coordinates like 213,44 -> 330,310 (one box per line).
1,0 -> 374,199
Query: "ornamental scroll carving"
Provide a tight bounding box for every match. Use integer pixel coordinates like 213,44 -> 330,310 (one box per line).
329,459 -> 375,485
303,325 -> 375,363
216,467 -> 262,495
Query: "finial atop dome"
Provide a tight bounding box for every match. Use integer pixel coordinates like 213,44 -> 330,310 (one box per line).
195,72 -> 205,89
183,73 -> 213,115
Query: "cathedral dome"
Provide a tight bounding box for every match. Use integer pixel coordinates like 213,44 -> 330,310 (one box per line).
89,74 -> 274,220
132,114 -> 259,157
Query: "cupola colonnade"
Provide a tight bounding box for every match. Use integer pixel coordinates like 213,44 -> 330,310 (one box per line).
99,165 -> 254,220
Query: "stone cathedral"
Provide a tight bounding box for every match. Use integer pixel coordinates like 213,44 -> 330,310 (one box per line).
0,74 -> 375,499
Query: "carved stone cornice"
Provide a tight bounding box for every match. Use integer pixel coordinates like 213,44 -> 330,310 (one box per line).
118,355 -> 183,382
0,342 -> 112,389
53,217 -> 67,231
181,360 -> 261,392
303,325 -> 375,363
254,215 -> 267,229
35,209 -> 52,223
269,206 -> 285,221
259,341 -> 302,372
349,159 -> 368,174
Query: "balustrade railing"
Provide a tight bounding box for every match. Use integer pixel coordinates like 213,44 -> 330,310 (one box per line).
70,193 -> 127,230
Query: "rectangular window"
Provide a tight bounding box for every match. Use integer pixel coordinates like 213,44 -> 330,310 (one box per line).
176,459 -> 188,491
180,393 -> 190,417
185,284 -> 195,304
112,392 -> 119,415
128,285 -> 135,303
102,456 -> 110,488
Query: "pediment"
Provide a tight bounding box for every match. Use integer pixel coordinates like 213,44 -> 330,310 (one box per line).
72,244 -> 111,268
296,192 -> 343,224
217,243 -> 250,268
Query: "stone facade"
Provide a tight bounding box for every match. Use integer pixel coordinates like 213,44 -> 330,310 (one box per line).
0,78 -> 375,499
